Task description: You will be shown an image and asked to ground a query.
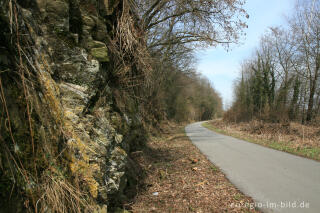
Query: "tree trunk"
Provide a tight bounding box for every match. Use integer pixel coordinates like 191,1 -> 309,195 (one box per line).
306,63 -> 319,122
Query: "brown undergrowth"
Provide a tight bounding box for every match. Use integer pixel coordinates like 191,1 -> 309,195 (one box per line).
127,122 -> 259,213
204,120 -> 320,161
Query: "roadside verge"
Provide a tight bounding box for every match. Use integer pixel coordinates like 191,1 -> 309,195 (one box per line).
128,123 -> 259,212
202,120 -> 320,161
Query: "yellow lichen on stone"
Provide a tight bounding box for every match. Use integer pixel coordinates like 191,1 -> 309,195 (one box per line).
84,173 -> 99,198
37,69 -> 101,200
39,71 -> 64,126
114,147 -> 127,157
64,117 -> 100,198
69,154 -> 99,198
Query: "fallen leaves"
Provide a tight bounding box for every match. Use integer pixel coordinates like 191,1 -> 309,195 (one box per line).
129,124 -> 259,213
189,158 -> 199,164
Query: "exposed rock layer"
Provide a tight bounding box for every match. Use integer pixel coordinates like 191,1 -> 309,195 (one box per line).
0,0 -> 145,212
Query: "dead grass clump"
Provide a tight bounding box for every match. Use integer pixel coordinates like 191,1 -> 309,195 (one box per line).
108,0 -> 151,91
37,174 -> 93,213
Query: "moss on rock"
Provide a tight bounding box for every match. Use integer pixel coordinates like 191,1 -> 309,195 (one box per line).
90,47 -> 109,62
87,40 -> 106,49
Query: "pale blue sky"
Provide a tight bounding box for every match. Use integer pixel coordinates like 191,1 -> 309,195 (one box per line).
196,0 -> 295,109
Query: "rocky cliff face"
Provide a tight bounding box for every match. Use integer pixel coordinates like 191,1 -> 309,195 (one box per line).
0,0 -> 146,212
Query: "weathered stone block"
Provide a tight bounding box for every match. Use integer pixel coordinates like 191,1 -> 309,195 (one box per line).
87,40 -> 106,49
82,15 -> 95,27
90,47 -> 109,62
46,0 -> 69,17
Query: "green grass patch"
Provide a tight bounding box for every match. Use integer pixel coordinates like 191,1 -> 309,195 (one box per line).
202,122 -> 225,134
233,193 -> 242,201
202,122 -> 320,161
210,165 -> 219,173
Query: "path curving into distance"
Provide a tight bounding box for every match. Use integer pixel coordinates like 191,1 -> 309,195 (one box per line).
185,121 -> 320,213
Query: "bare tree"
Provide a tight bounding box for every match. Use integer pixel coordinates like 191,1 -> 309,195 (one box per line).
135,0 -> 248,51
290,0 -> 320,122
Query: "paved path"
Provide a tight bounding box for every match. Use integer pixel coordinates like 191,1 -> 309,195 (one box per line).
185,121 -> 320,213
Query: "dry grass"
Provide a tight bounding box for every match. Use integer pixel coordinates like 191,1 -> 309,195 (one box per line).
127,123 -> 260,213
204,120 -> 320,161
37,175 -> 93,213
109,0 -> 152,91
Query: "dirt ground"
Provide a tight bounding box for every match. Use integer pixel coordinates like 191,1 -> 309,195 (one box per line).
126,123 -> 259,213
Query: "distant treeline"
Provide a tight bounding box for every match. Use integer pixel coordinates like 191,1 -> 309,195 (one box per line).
161,68 -> 223,122
226,0 -> 320,124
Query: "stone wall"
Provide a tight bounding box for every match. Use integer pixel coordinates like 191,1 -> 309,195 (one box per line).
0,0 -> 145,212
